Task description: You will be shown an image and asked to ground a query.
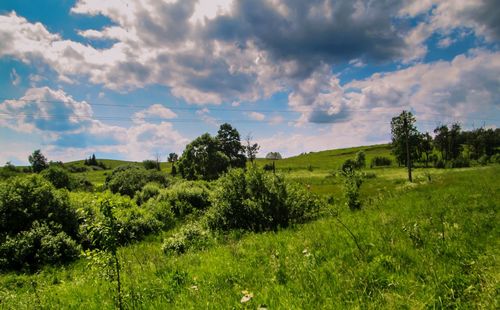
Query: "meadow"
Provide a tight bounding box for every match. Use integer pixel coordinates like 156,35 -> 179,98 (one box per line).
0,144 -> 499,309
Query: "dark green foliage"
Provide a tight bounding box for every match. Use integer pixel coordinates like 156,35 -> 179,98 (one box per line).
0,175 -> 79,239
41,165 -> 73,189
177,133 -> 230,181
490,153 -> 500,164
28,149 -> 48,173
162,223 -> 210,254
75,193 -> 164,248
391,111 -> 420,167
340,159 -> 357,172
135,182 -> 161,205
67,165 -> 88,173
341,168 -> 363,210
354,151 -> 366,169
263,162 -> 275,171
216,123 -> 246,168
143,159 -> 159,170
168,152 -> 179,163
370,156 -> 392,167
105,165 -> 168,197
205,168 -> 322,231
0,222 -> 80,271
448,156 -> 470,168
477,155 -> 489,166
266,152 -> 282,160
434,159 -> 446,169
155,181 -> 211,217
0,175 -> 80,270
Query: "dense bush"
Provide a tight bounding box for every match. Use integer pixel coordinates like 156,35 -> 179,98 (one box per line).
155,181 -> 212,217
434,159 -> 446,169
370,156 -> 392,167
0,222 -> 80,271
0,175 -> 79,238
135,182 -> 162,205
41,165 -> 73,189
73,192 -> 167,249
162,222 -> 210,254
205,168 -> 322,232
143,159 -> 160,170
341,159 -> 357,172
67,165 -> 88,173
477,155 -> 489,166
449,156 -> 470,168
0,175 -> 80,270
491,153 -> 500,164
105,165 -> 168,197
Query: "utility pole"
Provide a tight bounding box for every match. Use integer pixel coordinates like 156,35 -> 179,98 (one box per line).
404,115 -> 412,182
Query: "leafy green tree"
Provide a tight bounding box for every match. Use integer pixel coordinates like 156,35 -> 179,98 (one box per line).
177,133 -> 230,180
265,152 -> 282,160
28,149 -> 48,173
419,132 -> 433,167
391,111 -> 419,182
434,125 -> 449,161
41,166 -> 73,190
167,153 -> 178,163
216,123 -> 246,168
354,151 -> 366,169
245,134 -> 260,164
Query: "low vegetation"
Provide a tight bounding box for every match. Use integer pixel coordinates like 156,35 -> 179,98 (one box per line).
0,119 -> 499,308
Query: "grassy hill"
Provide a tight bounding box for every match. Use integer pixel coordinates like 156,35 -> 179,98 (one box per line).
1,144 -> 498,309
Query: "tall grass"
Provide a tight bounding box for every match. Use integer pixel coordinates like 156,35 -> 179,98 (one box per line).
1,165 -> 498,309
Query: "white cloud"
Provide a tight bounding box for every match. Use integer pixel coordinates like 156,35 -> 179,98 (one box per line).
132,104 -> 177,124
247,111 -> 265,121
10,68 -> 21,86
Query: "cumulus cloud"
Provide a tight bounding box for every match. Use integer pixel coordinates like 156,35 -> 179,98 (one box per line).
132,104 -> 177,124
247,111 -> 265,121
10,68 -> 20,86
0,87 -> 189,162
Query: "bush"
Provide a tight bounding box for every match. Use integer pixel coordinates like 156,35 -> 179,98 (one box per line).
155,181 -> 212,217
370,156 -> 392,167
67,165 -> 88,173
41,165 -> 73,189
449,156 -> 470,168
143,160 -> 160,170
0,175 -> 79,239
355,151 -> 366,169
105,165 -> 168,197
434,159 -> 446,169
263,162 -> 275,171
477,155 -> 489,166
162,222 -> 210,254
491,153 -> 500,164
205,168 -> 322,232
341,159 -> 357,172
135,182 -> 162,205
341,169 -> 363,210
0,222 -> 80,271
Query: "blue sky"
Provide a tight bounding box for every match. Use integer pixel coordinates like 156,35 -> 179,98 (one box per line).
0,0 -> 499,164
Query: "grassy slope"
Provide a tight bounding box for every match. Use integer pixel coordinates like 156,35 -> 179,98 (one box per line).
1,145 -> 499,309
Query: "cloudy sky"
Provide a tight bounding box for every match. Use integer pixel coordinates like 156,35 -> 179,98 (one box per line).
1,0 -> 499,164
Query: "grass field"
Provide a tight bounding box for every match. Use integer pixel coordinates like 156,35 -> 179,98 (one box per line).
1,145 -> 499,309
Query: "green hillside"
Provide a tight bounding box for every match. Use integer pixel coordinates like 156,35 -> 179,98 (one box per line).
1,144 -> 498,309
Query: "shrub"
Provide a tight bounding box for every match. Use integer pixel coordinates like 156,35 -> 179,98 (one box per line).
205,168 -> 322,232
0,175 -> 79,239
477,155 -> 489,166
143,160 -> 160,170
370,156 -> 392,167
67,165 -> 88,173
450,156 -> 470,168
491,153 -> 500,164
41,165 -> 73,189
162,222 -> 210,254
341,169 -> 363,210
434,159 -> 446,169
142,200 -> 175,230
74,192 -> 165,249
341,159 -> 357,172
105,165 -> 168,197
263,162 -> 275,171
0,222 -> 80,271
355,151 -> 366,169
135,182 -> 161,205
155,181 -> 212,217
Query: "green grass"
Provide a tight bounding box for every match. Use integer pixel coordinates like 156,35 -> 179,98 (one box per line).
1,145 -> 499,309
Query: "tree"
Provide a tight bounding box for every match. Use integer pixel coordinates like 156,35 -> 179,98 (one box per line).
177,133 -> 230,180
434,125 -> 449,161
354,151 -> 366,169
167,153 -> 178,163
245,134 -> 260,164
216,123 -> 246,168
28,150 -> 48,173
419,132 -> 433,167
265,152 -> 282,160
391,111 -> 419,182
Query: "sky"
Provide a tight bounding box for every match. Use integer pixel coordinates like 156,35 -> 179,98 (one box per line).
0,0 -> 499,164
